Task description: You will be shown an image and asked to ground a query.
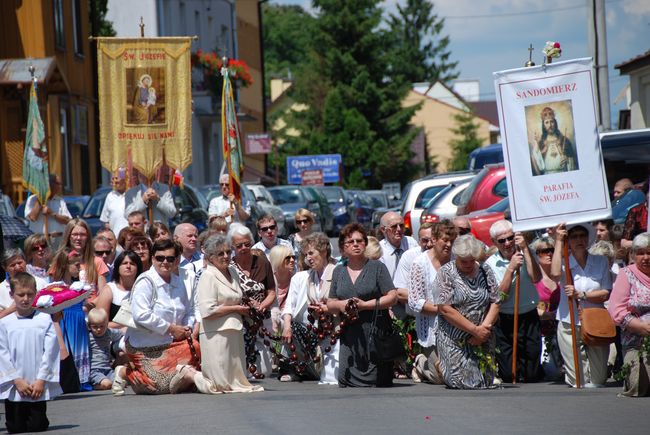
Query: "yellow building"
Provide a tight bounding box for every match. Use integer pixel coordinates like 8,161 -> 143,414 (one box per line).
0,0 -> 99,204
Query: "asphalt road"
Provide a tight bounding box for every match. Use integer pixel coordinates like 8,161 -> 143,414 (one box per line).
30,379 -> 646,435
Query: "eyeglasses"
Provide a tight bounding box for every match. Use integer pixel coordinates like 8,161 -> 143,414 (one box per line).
344,238 -> 365,246
496,235 -> 515,244
296,219 -> 310,225
215,250 -> 232,257
419,237 -> 433,244
284,255 -> 296,262
32,244 -> 48,252
94,250 -> 112,256
259,224 -> 277,232
234,241 -> 252,249
70,232 -> 88,239
154,255 -> 176,263
386,223 -> 405,231
457,227 -> 471,236
536,247 -> 554,255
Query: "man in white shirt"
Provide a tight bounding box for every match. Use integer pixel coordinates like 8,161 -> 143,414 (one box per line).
252,215 -> 292,260
174,223 -> 203,272
100,170 -> 128,237
124,172 -> 176,225
208,174 -> 250,224
24,174 -> 71,246
378,211 -> 418,279
485,219 -> 542,383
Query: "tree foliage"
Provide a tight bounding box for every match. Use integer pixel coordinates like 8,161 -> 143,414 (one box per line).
90,0 -> 116,37
386,0 -> 458,84
447,111 -> 484,171
279,0 -> 421,188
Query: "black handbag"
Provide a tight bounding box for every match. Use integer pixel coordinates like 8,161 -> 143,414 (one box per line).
59,320 -> 81,394
368,299 -> 406,363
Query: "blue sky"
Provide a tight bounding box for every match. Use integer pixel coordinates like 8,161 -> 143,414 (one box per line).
269,0 -> 650,129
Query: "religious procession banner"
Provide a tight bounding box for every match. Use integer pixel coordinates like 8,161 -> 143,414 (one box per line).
96,37 -> 193,179
493,57 -> 611,232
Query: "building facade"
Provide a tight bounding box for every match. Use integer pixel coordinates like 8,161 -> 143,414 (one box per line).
0,0 -> 100,204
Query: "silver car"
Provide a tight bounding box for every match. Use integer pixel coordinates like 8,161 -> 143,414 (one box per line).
244,183 -> 287,236
419,180 -> 472,227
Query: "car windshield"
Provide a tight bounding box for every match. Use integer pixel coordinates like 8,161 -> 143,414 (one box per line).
414,185 -> 446,209
423,185 -> 453,211
458,167 -> 487,206
319,187 -> 344,203
486,197 -> 510,212
269,188 -> 305,205
82,189 -> 110,218
366,192 -> 388,208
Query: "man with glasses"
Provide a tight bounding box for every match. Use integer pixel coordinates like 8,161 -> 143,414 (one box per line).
485,219 -> 542,383
94,235 -> 116,281
100,169 -> 129,237
208,174 -> 250,224
174,223 -> 203,271
378,212 -> 418,279
252,215 -> 292,260
24,174 -> 71,246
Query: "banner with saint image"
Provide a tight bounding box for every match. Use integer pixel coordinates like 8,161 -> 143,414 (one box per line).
96,37 -> 193,179
493,57 -> 611,231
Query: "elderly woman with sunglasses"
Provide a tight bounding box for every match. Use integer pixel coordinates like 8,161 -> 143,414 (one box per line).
550,223 -> 612,388
229,224 -> 276,377
24,234 -> 52,281
281,233 -> 339,383
288,209 -> 316,259
327,223 -> 398,388
115,239 -> 201,395
190,234 -> 264,393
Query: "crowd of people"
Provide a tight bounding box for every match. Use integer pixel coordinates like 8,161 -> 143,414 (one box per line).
0,173 -> 648,433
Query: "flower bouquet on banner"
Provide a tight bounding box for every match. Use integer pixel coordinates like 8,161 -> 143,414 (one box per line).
32,281 -> 93,314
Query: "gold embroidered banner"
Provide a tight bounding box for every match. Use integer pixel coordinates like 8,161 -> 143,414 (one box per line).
97,37 -> 193,179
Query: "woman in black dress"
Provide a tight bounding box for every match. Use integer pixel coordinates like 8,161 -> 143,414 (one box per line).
327,223 -> 397,387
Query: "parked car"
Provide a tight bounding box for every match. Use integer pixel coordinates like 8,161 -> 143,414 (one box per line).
81,183 -> 209,236
464,197 -> 510,246
302,186 -> 335,236
456,164 -> 507,216
420,179 -> 472,226
468,142 -> 504,170
314,186 -> 355,234
63,195 -> 90,218
346,190 -> 375,230
268,186 -> 323,234
365,190 -> 391,229
243,183 -> 286,236
400,170 -> 477,236
200,184 -> 269,239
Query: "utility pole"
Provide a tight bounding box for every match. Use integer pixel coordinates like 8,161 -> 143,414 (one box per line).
588,0 -> 611,130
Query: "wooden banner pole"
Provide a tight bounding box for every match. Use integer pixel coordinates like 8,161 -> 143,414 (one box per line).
563,242 -> 582,388
511,270 -> 521,383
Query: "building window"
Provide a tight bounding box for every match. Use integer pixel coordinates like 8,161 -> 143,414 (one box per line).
53,0 -> 65,50
73,105 -> 88,145
72,0 -> 84,56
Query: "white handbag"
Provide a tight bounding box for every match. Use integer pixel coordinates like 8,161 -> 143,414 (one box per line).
113,275 -> 157,329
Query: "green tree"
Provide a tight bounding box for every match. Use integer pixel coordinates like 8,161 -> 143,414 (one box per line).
387,0 -> 458,84
89,0 -> 116,37
283,0 -> 421,188
262,4 -> 315,83
448,111 -> 484,171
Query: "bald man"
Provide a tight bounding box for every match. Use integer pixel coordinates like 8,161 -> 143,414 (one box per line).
378,211 -> 418,279
174,223 -> 202,271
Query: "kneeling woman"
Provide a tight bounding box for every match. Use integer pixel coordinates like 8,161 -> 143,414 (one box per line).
195,234 -> 263,393
281,233 -> 338,384
435,235 -> 500,389
118,239 -> 202,395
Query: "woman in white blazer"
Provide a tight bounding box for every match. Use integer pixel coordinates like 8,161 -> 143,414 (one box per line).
281,232 -> 339,384
195,234 -> 263,393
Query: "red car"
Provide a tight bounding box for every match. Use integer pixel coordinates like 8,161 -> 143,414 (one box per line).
456,163 -> 507,216
465,197 -> 510,246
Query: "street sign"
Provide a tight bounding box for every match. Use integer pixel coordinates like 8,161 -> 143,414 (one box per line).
287,154 -> 341,184
301,169 -> 324,186
245,133 -> 272,154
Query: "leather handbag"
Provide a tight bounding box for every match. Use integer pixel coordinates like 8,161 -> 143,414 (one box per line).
579,306 -> 616,346
113,276 -> 157,329
368,299 -> 406,363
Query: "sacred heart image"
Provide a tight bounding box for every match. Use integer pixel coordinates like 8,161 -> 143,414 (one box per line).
524,100 -> 579,177
125,67 -> 166,125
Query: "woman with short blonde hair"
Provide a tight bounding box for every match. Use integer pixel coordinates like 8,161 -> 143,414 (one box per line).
288,208 -> 316,259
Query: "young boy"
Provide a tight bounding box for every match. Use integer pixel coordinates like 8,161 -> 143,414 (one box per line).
0,272 -> 61,433
87,308 -> 123,390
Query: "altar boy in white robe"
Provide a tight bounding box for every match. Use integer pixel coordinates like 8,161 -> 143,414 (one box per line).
0,272 -> 61,433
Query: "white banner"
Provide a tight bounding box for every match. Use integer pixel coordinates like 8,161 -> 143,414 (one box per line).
493,58 -> 611,232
